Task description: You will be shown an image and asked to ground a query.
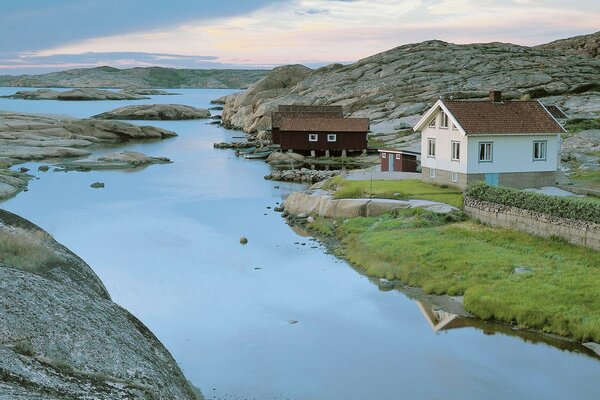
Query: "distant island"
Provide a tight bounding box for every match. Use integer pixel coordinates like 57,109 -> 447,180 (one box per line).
0,66 -> 270,89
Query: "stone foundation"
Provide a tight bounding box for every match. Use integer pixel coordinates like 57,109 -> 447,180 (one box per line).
421,168 -> 557,189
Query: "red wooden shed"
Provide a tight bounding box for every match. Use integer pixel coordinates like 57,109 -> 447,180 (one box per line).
378,149 -> 420,172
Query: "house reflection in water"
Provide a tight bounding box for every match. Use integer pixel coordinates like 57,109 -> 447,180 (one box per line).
416,301 -> 468,333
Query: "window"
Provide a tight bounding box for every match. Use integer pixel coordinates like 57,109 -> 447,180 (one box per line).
327,134 -> 337,142
381,152 -> 387,158
479,142 -> 493,162
309,134 -> 318,142
429,168 -> 436,178
533,141 -> 547,161
396,154 -> 401,159
429,118 -> 436,128
451,172 -> 458,182
427,138 -> 436,158
451,141 -> 460,161
440,111 -> 448,129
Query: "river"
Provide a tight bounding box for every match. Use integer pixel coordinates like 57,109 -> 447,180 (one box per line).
1,87 -> 599,400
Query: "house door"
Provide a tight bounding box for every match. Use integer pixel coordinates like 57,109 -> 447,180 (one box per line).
388,154 -> 394,171
485,173 -> 500,186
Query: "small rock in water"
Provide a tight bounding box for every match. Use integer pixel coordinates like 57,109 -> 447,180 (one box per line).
288,320 -> 298,325
254,267 -> 262,270
90,182 -> 105,189
19,167 -> 29,173
513,266 -> 532,274
274,185 -> 280,189
378,278 -> 395,290
38,165 -> 50,172
274,206 -> 284,212
240,236 -> 248,245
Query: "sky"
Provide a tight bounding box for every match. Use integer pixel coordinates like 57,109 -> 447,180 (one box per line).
0,0 -> 598,74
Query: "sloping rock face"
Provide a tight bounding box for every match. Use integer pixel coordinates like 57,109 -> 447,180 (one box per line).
222,36 -> 600,134
93,104 -> 211,120
0,210 -> 201,399
3,88 -> 148,101
0,111 -> 177,161
221,64 -> 312,132
0,66 -> 268,89
537,31 -> 599,59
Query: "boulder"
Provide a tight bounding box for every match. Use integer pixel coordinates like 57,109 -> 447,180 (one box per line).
3,88 -> 149,101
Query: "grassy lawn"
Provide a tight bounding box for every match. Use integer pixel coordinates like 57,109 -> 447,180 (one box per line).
323,177 -> 464,208
308,209 -> 600,342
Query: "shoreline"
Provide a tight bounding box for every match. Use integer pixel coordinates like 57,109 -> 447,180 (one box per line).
283,200 -> 600,359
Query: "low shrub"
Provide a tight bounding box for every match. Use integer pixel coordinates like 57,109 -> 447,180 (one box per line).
465,181 -> 600,223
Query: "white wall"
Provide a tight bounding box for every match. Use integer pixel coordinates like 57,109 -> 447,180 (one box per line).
420,111 -> 468,173
466,134 -> 559,174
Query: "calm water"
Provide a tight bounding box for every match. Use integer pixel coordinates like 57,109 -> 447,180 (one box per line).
1,87 -> 599,400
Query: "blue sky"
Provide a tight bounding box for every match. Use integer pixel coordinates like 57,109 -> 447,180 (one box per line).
1,0 -> 598,74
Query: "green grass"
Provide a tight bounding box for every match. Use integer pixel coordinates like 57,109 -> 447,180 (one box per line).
323,177 -> 464,208
324,209 -> 600,342
0,230 -> 62,273
565,118 -> 600,134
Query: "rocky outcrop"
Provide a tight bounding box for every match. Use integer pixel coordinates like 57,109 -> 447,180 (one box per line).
0,167 -> 31,200
2,88 -> 149,101
221,65 -> 312,132
0,209 -> 201,399
121,88 -> 179,96
93,104 -> 211,120
537,31 -> 599,59
221,34 -> 600,134
0,111 -> 177,161
0,66 -> 268,89
283,191 -> 457,218
55,151 -> 171,170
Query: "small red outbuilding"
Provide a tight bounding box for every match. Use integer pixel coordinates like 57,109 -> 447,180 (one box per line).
378,149 -> 420,173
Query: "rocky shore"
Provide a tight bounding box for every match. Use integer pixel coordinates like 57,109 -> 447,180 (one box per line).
3,88 -> 149,101
265,168 -> 341,183
93,104 -> 211,120
0,209 -> 202,399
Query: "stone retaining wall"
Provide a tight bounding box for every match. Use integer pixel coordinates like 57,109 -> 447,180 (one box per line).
464,196 -> 600,250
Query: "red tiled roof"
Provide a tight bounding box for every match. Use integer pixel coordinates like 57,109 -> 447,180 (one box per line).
272,111 -> 343,128
278,105 -> 343,114
442,100 -> 565,134
280,117 -> 369,132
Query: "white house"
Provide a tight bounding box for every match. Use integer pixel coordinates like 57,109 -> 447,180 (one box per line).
413,91 -> 566,189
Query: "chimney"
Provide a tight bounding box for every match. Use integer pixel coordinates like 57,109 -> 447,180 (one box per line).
489,90 -> 502,103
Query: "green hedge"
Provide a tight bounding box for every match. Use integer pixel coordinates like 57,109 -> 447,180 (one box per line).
465,181 -> 600,224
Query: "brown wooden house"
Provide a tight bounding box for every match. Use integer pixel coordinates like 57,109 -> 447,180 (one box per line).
278,117 -> 369,156
271,105 -> 343,145
270,104 -> 368,156
378,149 -> 420,173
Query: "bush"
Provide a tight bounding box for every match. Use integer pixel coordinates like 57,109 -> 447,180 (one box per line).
13,340 -> 34,357
465,181 -> 600,223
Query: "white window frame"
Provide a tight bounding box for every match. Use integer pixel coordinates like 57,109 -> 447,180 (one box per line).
478,142 -> 493,163
429,118 -> 436,128
396,154 -> 401,160
533,140 -> 547,161
440,111 -> 448,129
451,172 -> 458,183
427,138 -> 436,158
429,168 -> 436,178
309,134 -> 318,142
451,141 -> 460,162
327,134 -> 337,142
381,152 -> 387,158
